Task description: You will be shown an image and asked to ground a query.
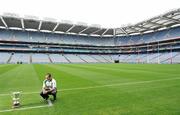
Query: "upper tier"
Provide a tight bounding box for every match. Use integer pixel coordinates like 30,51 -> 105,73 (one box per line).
0,26 -> 180,46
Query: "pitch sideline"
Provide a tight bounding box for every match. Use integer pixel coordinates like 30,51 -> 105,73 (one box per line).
0,77 -> 179,113
0,77 -> 180,97
0,104 -> 52,113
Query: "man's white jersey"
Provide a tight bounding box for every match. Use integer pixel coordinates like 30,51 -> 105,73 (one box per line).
43,78 -> 56,89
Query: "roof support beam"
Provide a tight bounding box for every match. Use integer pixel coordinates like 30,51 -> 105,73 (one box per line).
135,25 -> 151,30
161,16 -> 180,23
145,21 -> 168,31
1,17 -> 8,28
78,26 -> 89,34
147,21 -> 165,27
21,18 -> 24,29
101,29 -> 109,36
129,27 -> 141,34
113,29 -> 116,37
52,23 -> 59,32
90,28 -> 102,35
66,25 -> 75,33
120,28 -> 129,35
38,21 -> 42,30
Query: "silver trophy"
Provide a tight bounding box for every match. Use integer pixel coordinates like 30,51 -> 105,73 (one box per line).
11,92 -> 21,108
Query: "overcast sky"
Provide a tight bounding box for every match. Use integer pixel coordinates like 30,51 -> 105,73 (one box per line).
0,0 -> 179,28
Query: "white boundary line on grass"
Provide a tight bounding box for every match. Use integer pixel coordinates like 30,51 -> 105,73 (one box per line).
0,77 -> 180,97
0,77 -> 180,113
0,99 -> 53,113
0,105 -> 51,113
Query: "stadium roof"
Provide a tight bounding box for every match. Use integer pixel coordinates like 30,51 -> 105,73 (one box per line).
0,8 -> 180,37
116,8 -> 180,36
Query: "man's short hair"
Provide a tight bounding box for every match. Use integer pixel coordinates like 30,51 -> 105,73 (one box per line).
46,73 -> 52,78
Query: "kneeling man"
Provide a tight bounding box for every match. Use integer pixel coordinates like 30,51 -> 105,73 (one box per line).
40,73 -> 57,100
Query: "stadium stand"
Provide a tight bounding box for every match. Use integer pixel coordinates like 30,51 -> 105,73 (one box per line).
49,54 -> 69,63
32,54 -> 50,63
0,9 -> 180,64
10,53 -> 30,63
0,53 -> 10,63
64,54 -> 84,63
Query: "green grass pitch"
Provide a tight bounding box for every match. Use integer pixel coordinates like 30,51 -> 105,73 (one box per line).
0,63 -> 180,115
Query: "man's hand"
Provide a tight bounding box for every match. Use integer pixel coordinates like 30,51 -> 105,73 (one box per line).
43,88 -> 51,94
48,87 -> 54,91
43,90 -> 48,94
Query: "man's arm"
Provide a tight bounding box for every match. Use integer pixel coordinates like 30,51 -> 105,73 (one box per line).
42,80 -> 50,94
50,79 -> 56,91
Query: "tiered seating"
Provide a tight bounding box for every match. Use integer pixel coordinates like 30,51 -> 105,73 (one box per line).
101,55 -> 113,62
49,54 -> 69,63
0,25 -> 180,64
13,31 -> 29,41
79,55 -> 98,63
118,55 -> 129,62
0,29 -> 115,46
172,52 -> 180,63
147,53 -> 159,63
91,55 -> 108,63
0,53 -> 10,63
10,53 -> 30,63
0,29 -> 13,41
159,53 -> 172,63
168,27 -> 180,38
65,54 -> 84,63
32,54 -> 50,63
117,27 -> 180,45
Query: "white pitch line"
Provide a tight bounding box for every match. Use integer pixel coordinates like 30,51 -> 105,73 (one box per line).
0,105 -> 51,113
0,77 -> 180,96
0,77 -> 179,113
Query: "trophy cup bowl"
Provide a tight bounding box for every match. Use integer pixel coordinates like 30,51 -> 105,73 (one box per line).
11,92 -> 21,108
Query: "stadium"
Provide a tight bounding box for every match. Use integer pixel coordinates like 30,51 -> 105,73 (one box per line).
0,9 -> 180,64
0,5 -> 180,115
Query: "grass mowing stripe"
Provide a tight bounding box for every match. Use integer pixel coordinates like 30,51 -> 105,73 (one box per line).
1,77 -> 180,96
47,64 -> 131,84
41,64 -> 99,87
0,65 -> 42,94
0,65 -> 19,77
65,64 -> 180,76
67,63 -> 180,75
49,64 -> 178,85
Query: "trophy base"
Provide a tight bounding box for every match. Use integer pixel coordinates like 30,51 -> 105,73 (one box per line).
12,102 -> 20,108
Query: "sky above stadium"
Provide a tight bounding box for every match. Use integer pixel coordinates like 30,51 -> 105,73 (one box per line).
0,0 -> 179,28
